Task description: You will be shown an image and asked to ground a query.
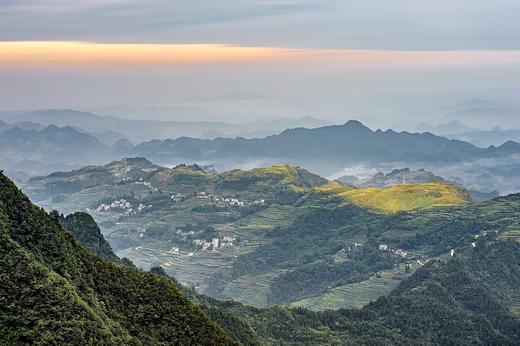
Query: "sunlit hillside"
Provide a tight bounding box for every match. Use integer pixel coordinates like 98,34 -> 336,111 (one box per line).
320,181 -> 471,213
220,164 -> 328,191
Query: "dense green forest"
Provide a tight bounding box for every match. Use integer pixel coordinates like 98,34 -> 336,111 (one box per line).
60,212 -> 121,263
192,239 -> 520,345
223,192 -> 520,305
0,172 -> 235,345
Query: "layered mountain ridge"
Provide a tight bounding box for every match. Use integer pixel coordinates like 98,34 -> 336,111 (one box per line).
4,171 -> 520,344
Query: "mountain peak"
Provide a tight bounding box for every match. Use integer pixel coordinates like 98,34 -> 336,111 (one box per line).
343,120 -> 371,131
42,124 -> 59,132
497,140 -> 520,151
118,157 -> 154,166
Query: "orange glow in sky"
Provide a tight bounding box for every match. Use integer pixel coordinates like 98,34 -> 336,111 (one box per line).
1,41 -> 520,69
0,41 -> 290,67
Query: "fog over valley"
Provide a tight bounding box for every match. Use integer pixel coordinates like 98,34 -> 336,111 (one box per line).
2,1 -> 520,345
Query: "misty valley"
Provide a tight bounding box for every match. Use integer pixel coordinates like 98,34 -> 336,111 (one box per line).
2,107 -> 520,345
2,2 -> 520,344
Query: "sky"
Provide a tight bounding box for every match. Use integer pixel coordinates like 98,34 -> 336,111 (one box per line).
1,0 -> 520,128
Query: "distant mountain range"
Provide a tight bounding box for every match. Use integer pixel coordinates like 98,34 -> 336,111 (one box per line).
417,119 -> 520,147
0,124 -> 111,181
0,109 -> 327,143
0,119 -> 45,132
2,114 -> 520,194
450,127 -> 520,147
415,99 -> 520,147
338,168 -> 447,187
129,120 -> 520,173
416,120 -> 471,136
450,99 -> 520,129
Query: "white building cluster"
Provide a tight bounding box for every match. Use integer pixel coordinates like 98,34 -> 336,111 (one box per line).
96,199 -> 134,214
176,229 -> 195,236
346,243 -> 363,252
171,193 -> 187,202
192,235 -> 236,251
137,203 -> 153,211
196,191 -> 265,207
378,244 -> 408,258
193,239 -> 212,251
95,199 -> 152,215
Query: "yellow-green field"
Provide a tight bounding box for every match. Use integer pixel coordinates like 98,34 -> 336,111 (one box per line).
319,181 -> 470,213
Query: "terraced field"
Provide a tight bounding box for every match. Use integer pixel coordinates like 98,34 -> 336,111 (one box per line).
222,270 -> 289,307
26,160 -> 497,310
290,262 -> 421,310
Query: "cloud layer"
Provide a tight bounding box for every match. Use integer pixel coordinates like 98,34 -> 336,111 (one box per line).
1,0 -> 520,49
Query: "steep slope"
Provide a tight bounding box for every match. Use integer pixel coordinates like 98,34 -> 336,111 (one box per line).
363,241 -> 520,344
60,212 -> 121,263
0,172 -> 235,345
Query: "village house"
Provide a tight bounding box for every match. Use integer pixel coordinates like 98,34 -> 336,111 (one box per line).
223,236 -> 236,242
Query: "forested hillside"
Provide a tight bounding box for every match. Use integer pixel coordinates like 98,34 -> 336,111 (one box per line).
24,159 -> 479,306
60,212 -> 121,263
0,172 -> 235,345
63,206 -> 520,345
8,168 -> 520,345
166,240 -> 520,345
